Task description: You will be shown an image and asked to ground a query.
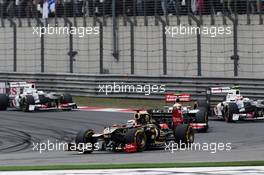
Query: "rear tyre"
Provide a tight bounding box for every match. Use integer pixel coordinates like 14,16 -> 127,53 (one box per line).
224,103 -> 239,123
125,128 -> 147,152
60,93 -> 73,104
20,95 -> 35,112
0,94 -> 9,111
75,128 -> 96,154
174,124 -> 194,146
195,107 -> 209,132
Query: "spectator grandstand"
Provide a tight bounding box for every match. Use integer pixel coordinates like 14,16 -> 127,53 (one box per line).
0,0 -> 263,19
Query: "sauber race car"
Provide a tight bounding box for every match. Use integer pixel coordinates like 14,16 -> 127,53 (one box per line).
69,110 -> 194,153
0,81 -> 77,112
207,86 -> 264,122
148,93 -> 209,132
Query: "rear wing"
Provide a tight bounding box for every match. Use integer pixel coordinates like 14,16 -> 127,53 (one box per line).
0,81 -> 36,98
0,82 -> 7,94
150,111 -> 172,119
208,86 -> 240,94
205,86 -> 240,113
165,93 -> 192,103
149,110 -> 173,126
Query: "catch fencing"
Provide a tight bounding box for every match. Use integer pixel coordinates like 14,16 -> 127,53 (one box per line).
0,1 -> 264,78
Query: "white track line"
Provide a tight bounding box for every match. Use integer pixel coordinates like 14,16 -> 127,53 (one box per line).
1,166 -> 264,175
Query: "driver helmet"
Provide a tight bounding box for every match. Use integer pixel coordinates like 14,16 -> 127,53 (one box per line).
126,120 -> 136,127
235,95 -> 243,100
173,102 -> 182,110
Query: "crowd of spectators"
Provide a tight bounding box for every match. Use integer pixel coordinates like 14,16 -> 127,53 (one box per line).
0,0 -> 263,19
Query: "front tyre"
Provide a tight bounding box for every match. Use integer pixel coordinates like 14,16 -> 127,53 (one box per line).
20,95 -> 35,112
224,103 -> 238,123
174,124 -> 194,145
125,128 -> 147,152
60,93 -> 73,104
75,128 -> 96,154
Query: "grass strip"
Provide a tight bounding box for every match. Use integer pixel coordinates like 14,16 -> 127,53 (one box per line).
1,161 -> 264,171
73,96 -> 193,109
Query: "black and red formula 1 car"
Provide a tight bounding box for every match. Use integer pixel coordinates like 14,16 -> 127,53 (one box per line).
69,110 -> 194,153
149,92 -> 209,132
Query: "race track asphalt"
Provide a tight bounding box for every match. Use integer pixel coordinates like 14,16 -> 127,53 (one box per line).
0,110 -> 264,166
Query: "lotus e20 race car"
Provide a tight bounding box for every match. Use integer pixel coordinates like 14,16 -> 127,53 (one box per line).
208,86 -> 264,122
0,81 -> 77,112
148,93 -> 209,132
69,110 -> 194,153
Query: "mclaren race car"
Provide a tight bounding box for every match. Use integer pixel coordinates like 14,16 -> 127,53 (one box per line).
0,81 -> 77,112
208,86 -> 264,122
152,93 -> 209,132
69,110 -> 194,153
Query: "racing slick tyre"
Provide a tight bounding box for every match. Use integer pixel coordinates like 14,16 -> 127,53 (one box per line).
174,124 -> 194,146
0,94 -> 9,111
20,95 -> 35,112
75,128 -> 96,154
60,93 -> 73,104
125,128 -> 147,152
195,107 -> 209,132
224,103 -> 239,123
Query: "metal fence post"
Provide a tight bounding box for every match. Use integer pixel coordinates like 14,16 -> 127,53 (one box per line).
7,18 -> 17,72
232,19 -> 239,77
127,18 -> 134,74
246,0 -> 250,24
222,0 -> 226,25
210,0 -> 215,25
226,2 -> 239,77
35,18 -> 45,72
188,7 -> 202,76
162,23 -> 167,75
64,18 -> 77,73
157,16 -> 167,75
259,0 -> 263,24
112,0 -> 119,60
95,18 -> 104,74
175,0 -> 180,25
83,0 -> 87,27
133,0 -> 137,25
0,3 -> 4,27
123,0 -> 127,26
144,0 -> 148,25
18,4 -> 22,27
197,26 -> 201,76
41,28 -> 44,72
154,0 -> 158,25
72,0 -> 77,27
102,0 -> 106,26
